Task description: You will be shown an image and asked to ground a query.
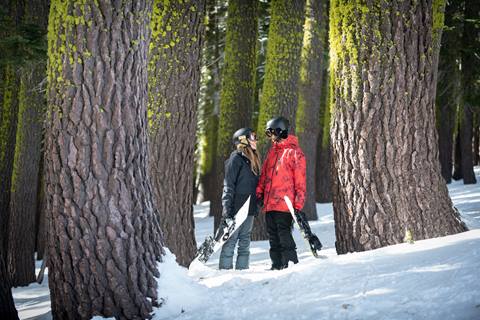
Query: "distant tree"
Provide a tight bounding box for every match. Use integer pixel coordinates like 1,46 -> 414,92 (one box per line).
330,0 -> 467,254
45,1 -> 164,318
253,0 -> 305,240
148,0 -> 205,267
456,0 -> 479,184
7,0 -> 48,287
315,64 -> 333,203
296,0 -> 328,220
436,0 -> 463,183
212,0 -> 258,231
197,0 -> 226,208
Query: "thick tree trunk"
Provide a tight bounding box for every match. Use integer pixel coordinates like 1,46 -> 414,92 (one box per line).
435,0 -> 462,184
7,0 -> 49,286
0,251 -> 18,320
213,0 -> 258,232
253,0 -> 305,240
148,0 -> 205,267
45,1 -> 164,319
296,0 -> 328,220
330,0 -> 467,254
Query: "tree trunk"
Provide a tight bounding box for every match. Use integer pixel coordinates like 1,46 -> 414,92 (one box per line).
45,1 -> 164,319
148,0 -> 205,267
0,251 -> 18,320
458,104 -> 477,184
330,0 -> 467,254
198,0 -> 224,211
7,0 -> 49,286
35,161 -> 47,260
253,0 -> 306,240
457,0 -> 479,184
316,51 -> 333,203
7,66 -> 46,286
297,0 -> 328,219
435,0 -> 462,184
474,116 -> 479,166
213,0 -> 258,232
452,127 -> 463,180
0,65 -> 20,258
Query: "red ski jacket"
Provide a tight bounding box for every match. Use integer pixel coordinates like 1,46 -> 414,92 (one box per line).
256,135 -> 306,213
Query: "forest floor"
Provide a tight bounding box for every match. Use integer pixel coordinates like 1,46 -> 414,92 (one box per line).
13,167 -> 480,320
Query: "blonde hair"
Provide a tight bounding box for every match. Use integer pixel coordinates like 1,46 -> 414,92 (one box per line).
236,137 -> 261,176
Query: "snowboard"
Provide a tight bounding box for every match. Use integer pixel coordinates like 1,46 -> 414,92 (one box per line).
284,196 -> 323,258
190,196 -> 251,266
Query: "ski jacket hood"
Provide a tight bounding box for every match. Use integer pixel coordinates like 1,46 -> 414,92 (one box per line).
256,135 -> 306,213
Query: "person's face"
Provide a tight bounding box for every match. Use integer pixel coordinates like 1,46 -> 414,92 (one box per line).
248,132 -> 257,150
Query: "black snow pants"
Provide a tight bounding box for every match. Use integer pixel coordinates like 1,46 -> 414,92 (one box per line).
265,211 -> 298,269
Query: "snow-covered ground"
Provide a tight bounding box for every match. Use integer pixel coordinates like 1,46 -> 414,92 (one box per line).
13,167 -> 480,320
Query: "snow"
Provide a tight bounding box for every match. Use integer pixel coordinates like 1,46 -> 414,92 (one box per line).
13,167 -> 480,319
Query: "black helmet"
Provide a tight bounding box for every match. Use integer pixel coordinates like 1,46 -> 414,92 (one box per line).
265,116 -> 289,139
232,127 -> 255,146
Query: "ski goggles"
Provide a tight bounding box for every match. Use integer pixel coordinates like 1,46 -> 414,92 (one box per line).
265,127 -> 281,137
248,132 -> 257,141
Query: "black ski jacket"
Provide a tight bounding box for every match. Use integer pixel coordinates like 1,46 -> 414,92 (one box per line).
222,150 -> 259,218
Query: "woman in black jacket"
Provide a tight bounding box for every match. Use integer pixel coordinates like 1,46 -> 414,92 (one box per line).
219,127 -> 261,270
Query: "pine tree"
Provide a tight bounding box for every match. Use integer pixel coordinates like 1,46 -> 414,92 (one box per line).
296,0 -> 328,220
456,0 -> 479,184
329,0 -> 467,254
212,0 -> 258,231
315,64 -> 333,203
253,0 -> 305,240
148,0 -> 205,267
436,0 -> 462,183
7,0 -> 49,287
45,1 -> 164,318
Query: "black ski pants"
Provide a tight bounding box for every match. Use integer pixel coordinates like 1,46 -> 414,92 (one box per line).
265,211 -> 298,268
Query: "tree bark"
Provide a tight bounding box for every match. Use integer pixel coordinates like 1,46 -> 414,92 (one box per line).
148,0 -> 205,267
435,0 -> 462,184
330,0 -> 467,254
212,0 -> 258,232
7,0 -> 49,287
253,0 -> 306,240
297,0 -> 328,219
45,1 -> 164,319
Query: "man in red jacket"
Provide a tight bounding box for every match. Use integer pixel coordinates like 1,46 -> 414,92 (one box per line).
256,116 -> 306,270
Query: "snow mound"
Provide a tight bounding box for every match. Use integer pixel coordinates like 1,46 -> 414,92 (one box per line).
152,249 -> 208,320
